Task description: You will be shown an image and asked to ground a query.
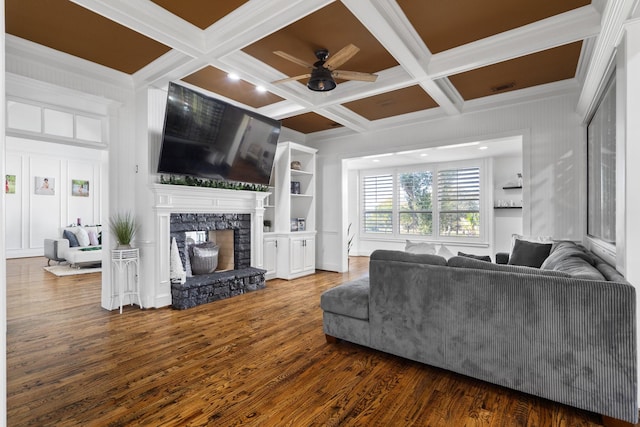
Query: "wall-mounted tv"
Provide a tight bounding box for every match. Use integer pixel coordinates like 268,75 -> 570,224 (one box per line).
157,82 -> 282,186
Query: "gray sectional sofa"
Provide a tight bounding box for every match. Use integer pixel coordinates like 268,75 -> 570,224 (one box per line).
321,242 -> 638,423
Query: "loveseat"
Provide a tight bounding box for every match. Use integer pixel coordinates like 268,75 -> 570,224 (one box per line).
44,225 -> 102,267
320,241 -> 637,423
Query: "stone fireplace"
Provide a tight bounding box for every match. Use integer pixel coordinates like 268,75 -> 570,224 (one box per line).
171,213 -> 251,273
151,184 -> 269,309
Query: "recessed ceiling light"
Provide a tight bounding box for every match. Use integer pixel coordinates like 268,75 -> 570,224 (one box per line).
255,85 -> 267,92
372,159 -> 381,162
420,153 -> 429,157
227,73 -> 240,81
478,146 -> 488,150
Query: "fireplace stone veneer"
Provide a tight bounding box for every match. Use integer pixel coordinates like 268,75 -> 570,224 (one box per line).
169,213 -> 265,309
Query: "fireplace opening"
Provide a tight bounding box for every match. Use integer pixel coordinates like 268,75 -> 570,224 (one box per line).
170,213 -> 251,275
184,230 -> 234,274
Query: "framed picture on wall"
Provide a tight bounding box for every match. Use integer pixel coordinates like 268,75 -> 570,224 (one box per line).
71,179 -> 90,197
5,175 -> 16,194
34,176 -> 55,195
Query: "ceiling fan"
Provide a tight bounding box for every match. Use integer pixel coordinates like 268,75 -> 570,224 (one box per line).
272,44 -> 378,92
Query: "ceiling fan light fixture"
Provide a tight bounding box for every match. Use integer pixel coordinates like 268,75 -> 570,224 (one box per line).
307,67 -> 336,92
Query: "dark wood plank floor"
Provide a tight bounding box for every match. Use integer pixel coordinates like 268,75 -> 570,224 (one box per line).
7,256 -> 605,426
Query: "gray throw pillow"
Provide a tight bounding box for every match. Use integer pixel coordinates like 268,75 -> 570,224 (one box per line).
189,242 -> 219,275
63,229 -> 80,247
508,239 -> 552,268
458,251 -> 491,262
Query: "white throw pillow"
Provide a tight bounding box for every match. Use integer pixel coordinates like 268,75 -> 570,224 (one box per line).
437,244 -> 454,260
405,240 -> 436,255
75,227 -> 90,247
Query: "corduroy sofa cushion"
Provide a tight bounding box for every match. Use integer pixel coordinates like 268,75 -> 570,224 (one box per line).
320,276 -> 370,320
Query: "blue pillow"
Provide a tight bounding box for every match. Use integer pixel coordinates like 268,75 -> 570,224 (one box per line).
63,229 -> 80,247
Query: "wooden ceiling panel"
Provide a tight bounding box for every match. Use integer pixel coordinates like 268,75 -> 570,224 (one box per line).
449,42 -> 583,101
150,0 -> 249,30
5,0 -> 172,74
344,86 -> 438,121
397,0 -> 590,53
182,67 -> 284,109
281,113 -> 343,134
242,2 -> 398,83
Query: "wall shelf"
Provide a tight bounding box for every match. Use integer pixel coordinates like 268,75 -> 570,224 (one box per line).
502,186 -> 522,190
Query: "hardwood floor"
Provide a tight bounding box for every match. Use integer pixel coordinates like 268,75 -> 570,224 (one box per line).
7,256 -> 606,426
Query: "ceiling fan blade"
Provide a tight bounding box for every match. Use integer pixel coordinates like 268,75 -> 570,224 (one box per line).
272,74 -> 312,84
273,51 -> 314,69
332,70 -> 378,82
324,44 -> 360,70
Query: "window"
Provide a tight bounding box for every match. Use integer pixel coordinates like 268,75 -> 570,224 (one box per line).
587,73 -> 616,244
361,162 -> 483,240
438,168 -> 480,237
362,174 -> 393,234
398,172 -> 433,235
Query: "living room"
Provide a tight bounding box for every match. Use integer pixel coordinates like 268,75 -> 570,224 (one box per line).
2,0 -> 640,425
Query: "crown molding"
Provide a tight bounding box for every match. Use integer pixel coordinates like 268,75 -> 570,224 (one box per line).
576,0 -> 638,121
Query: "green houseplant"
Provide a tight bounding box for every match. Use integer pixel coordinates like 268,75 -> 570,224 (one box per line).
109,211 -> 138,248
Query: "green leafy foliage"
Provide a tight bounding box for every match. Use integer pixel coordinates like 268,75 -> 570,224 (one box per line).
109,211 -> 138,246
160,175 -> 269,192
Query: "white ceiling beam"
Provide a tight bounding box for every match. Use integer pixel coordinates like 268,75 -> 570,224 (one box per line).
69,0 -> 206,56
203,0 -> 334,55
316,105 -> 370,133
429,5 -> 602,79
133,50 -> 204,88
340,0 -> 461,115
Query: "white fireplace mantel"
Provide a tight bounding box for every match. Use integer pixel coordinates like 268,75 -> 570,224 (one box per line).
150,183 -> 269,308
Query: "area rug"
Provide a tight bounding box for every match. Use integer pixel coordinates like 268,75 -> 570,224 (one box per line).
44,263 -> 102,276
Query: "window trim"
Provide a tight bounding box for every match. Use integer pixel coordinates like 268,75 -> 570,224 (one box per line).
359,159 -> 489,244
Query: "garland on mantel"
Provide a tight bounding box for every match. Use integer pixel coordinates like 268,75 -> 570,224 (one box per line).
159,175 -> 269,192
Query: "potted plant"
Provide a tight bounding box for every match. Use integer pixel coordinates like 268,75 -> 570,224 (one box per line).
263,220 -> 272,233
109,211 -> 138,249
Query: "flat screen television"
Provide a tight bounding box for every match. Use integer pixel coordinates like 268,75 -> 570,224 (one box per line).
157,82 -> 281,186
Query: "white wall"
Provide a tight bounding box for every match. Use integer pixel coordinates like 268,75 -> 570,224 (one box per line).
308,94 -> 583,272
493,155 -> 524,253
5,137 -> 105,258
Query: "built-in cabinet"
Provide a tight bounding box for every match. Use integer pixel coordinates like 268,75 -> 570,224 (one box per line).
263,236 -> 278,279
265,141 -> 317,280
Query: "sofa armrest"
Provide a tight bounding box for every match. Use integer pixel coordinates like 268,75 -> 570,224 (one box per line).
44,238 -> 70,265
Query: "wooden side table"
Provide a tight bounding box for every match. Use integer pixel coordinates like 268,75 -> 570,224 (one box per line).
111,248 -> 142,313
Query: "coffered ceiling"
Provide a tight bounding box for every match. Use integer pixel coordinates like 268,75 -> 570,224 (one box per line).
5,0 -> 604,136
